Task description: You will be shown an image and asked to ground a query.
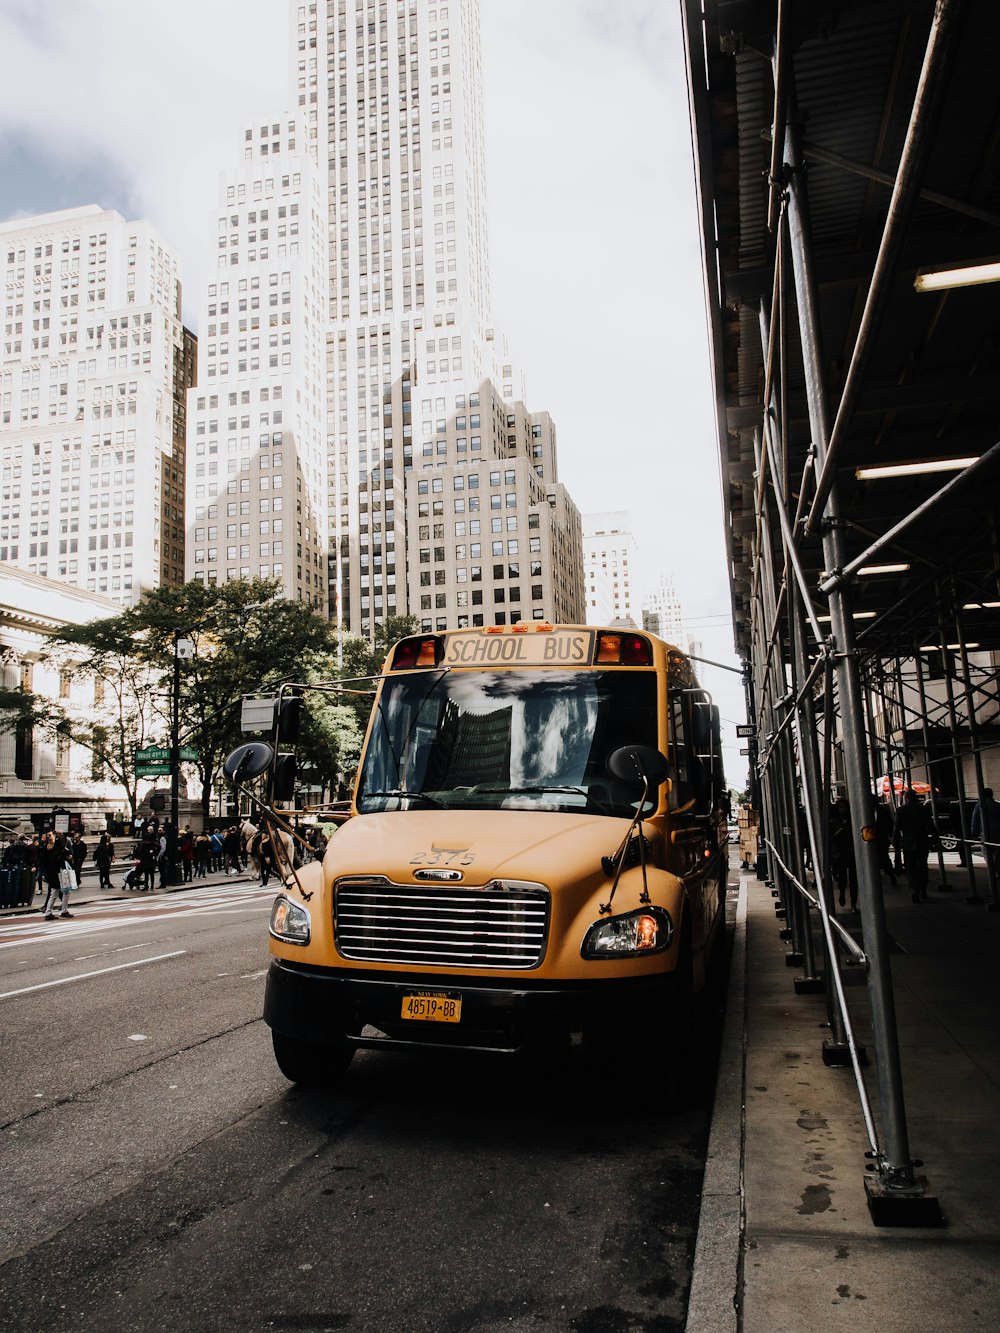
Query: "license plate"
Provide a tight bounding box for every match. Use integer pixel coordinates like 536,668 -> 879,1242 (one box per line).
401,992 -> 462,1023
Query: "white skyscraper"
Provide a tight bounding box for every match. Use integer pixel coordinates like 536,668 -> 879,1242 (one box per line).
0,205 -> 193,605
184,118 -> 329,607
643,573 -> 688,648
582,511 -> 641,627
295,0 -> 583,633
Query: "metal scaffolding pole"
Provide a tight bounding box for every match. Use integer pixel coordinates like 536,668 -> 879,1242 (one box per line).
782,109 -> 936,1218
911,649 -> 951,892
936,599 -> 980,902
955,616 -> 999,909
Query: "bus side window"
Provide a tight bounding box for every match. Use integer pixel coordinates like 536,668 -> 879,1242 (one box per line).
668,693 -> 693,810
672,690 -> 715,816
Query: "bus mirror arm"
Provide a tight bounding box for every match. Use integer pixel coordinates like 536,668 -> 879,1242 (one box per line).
599,785 -> 651,915
600,745 -> 667,914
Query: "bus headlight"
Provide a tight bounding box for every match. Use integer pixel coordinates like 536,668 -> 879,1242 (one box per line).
581,907 -> 673,959
270,895 -> 311,945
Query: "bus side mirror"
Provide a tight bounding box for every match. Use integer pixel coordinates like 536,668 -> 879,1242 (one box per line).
607,744 -> 669,790
223,741 -> 275,785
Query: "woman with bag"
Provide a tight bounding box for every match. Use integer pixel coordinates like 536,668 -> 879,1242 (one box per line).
40,832 -> 75,920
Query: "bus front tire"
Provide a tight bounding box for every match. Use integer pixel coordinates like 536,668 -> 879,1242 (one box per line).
271,1030 -> 354,1087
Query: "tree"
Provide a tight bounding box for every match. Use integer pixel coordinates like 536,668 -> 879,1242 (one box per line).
40,616 -> 167,820
338,615 -> 420,730
129,580 -> 338,822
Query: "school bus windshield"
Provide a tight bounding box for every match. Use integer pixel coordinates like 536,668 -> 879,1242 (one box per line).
357,668 -> 658,818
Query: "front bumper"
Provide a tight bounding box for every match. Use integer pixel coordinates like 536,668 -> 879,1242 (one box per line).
264,957 -> 676,1055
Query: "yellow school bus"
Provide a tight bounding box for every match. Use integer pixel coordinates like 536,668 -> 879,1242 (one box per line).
259,623 -> 728,1089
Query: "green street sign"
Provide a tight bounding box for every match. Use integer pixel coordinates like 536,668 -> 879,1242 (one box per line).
135,745 -> 199,771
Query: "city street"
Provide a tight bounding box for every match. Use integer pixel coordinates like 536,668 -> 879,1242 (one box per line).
0,880 -> 726,1332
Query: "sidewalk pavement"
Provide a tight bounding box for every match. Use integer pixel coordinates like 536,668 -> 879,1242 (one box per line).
688,856 -> 1000,1331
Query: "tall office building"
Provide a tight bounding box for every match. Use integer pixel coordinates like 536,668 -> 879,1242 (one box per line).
184,118 -> 329,607
582,511 -> 641,628
294,0 -> 583,632
643,572 -> 688,649
0,205 -> 193,605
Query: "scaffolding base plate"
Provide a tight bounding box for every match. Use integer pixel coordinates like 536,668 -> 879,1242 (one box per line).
775,907 -> 787,919
778,927 -> 793,940
823,1039 -> 867,1067
794,976 -> 824,994
864,1174 -> 945,1228
784,951 -> 803,967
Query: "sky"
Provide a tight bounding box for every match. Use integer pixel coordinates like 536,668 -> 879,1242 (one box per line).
0,0 -> 747,784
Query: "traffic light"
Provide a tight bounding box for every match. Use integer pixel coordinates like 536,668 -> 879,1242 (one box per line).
276,690 -> 304,744
272,753 -> 297,802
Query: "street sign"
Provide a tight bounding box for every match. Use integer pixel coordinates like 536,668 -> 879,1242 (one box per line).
739,747 -> 750,755
736,724 -> 755,738
135,745 -> 199,774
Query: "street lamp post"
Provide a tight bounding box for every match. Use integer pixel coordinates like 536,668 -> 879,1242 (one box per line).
170,634 -> 195,883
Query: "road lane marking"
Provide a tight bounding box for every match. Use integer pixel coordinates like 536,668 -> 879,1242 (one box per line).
0,950 -> 187,1000
74,941 -> 153,961
0,896 -> 272,950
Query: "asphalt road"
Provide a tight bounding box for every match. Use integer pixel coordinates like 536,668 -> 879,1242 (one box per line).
0,880 -> 728,1333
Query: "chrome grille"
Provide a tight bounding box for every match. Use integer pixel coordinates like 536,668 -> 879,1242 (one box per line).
334,877 -> 549,969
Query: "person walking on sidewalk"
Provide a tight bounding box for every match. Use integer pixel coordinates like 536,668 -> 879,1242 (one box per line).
39,832 -> 74,920
223,825 -> 242,876
893,788 -> 939,902
94,833 -> 115,889
138,833 -> 157,891
874,800 -> 898,887
194,830 -> 211,879
179,827 -> 195,883
829,797 -> 858,912
71,831 -> 88,885
971,788 -> 1000,881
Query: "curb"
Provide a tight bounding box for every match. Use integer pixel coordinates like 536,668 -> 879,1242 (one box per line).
685,876 -> 748,1333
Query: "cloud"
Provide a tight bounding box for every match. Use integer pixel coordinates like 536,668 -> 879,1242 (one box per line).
0,0 -> 289,320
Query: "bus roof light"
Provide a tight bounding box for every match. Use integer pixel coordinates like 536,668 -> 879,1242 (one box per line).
391,636 -> 441,670
621,634 -> 653,666
596,632 -> 653,666
595,633 -> 622,664
512,622 -> 529,634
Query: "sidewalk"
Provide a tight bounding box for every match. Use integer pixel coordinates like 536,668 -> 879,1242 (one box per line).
688,857 -> 1000,1331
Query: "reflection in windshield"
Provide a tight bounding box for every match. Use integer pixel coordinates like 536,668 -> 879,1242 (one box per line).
357,669 -> 658,817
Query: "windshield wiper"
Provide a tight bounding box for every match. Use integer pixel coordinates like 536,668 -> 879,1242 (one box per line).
363,789 -> 444,807
478,785 -> 591,799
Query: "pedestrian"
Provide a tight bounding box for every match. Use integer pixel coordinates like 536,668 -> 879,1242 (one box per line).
179,827 -> 195,883
157,823 -> 170,889
94,832 -> 115,889
971,788 -> 1000,883
210,826 -> 224,873
39,832 -> 75,920
24,837 -> 40,901
874,800 -> 897,887
829,796 -> 858,912
194,830 -> 211,878
223,825 -> 242,876
893,788 -> 939,903
71,831 -> 88,884
139,833 -> 157,891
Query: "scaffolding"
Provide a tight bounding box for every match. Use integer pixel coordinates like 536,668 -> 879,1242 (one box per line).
683,0 -> 1000,1224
